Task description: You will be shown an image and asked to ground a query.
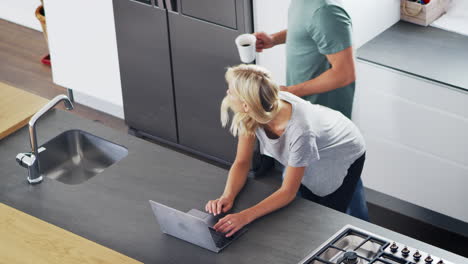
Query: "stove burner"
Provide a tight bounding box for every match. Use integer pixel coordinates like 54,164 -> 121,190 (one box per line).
337,251 -> 359,264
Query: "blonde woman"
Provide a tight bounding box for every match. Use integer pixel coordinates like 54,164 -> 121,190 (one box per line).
205,64 -> 366,237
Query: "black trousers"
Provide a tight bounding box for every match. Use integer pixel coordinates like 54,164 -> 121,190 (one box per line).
251,140 -> 275,175
298,153 -> 366,213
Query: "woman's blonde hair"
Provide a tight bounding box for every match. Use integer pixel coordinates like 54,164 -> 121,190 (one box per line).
221,64 -> 281,137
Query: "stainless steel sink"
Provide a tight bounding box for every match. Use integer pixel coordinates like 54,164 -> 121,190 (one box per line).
38,129 -> 128,185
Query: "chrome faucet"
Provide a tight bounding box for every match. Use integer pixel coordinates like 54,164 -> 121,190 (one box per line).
16,95 -> 74,184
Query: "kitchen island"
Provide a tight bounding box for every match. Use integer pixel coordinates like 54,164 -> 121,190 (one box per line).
0,110 -> 466,263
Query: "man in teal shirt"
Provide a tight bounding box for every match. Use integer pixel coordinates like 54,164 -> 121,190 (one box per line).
253,0 -> 368,220
256,0 -> 355,118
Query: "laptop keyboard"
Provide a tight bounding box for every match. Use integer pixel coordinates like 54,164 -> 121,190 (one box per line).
208,227 -> 237,248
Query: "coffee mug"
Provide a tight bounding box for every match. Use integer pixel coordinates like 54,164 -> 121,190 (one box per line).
235,34 -> 256,63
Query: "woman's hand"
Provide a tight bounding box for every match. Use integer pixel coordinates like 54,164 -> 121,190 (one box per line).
253,32 -> 276,52
213,211 -> 252,237
205,196 -> 234,216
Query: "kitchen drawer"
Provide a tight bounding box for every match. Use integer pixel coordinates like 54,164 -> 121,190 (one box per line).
180,0 -> 237,29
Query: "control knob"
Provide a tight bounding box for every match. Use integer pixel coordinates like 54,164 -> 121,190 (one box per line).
425,255 -> 434,264
401,247 -> 410,257
390,242 -> 398,253
413,250 -> 422,261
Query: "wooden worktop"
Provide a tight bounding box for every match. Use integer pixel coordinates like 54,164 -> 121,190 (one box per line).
0,203 -> 142,264
0,82 -> 48,140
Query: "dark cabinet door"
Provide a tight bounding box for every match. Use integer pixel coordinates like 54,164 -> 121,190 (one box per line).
169,0 -> 252,163
113,0 -> 178,143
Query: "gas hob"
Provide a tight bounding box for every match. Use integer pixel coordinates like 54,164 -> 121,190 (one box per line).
299,225 -> 454,264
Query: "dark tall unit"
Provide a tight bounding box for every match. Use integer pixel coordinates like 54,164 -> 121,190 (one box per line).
113,0 -> 178,143
113,0 -> 253,165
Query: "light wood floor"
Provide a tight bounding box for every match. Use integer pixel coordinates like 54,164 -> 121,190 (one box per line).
0,19 -> 127,133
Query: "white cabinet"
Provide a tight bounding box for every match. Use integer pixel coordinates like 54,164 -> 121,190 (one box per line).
353,61 -> 468,222
44,0 -> 124,118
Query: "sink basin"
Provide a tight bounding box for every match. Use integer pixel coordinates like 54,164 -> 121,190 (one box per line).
38,129 -> 128,185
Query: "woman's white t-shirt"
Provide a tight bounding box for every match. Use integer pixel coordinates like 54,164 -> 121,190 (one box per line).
255,91 -> 366,197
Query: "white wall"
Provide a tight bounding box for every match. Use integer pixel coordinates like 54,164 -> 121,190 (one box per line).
354,61 -> 468,222
44,0 -> 124,118
344,0 -> 401,48
252,0 -> 290,85
252,0 -> 401,85
0,0 -> 43,31
0,0 -> 123,118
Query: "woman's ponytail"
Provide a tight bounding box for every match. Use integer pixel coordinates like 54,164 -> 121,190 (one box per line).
221,64 -> 281,136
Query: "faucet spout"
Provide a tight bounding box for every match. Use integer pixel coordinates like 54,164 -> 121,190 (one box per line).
22,94 -> 74,184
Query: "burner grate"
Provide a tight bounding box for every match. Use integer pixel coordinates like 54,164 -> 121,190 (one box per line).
302,227 -> 390,264
299,225 -> 456,264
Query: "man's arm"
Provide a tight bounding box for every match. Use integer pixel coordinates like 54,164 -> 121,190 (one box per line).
272,30 -> 287,46
286,46 -> 356,97
254,30 -> 287,52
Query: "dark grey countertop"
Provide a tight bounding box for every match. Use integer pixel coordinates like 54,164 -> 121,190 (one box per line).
357,21 -> 468,91
1,110 -> 467,263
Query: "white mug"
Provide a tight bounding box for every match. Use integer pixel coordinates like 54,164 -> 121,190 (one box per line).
235,34 -> 256,63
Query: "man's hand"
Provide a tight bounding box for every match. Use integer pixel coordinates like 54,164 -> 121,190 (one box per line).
279,85 -> 289,92
205,196 -> 234,216
253,32 -> 276,52
213,211 -> 252,237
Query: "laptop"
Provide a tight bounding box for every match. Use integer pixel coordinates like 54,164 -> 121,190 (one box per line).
149,200 -> 248,253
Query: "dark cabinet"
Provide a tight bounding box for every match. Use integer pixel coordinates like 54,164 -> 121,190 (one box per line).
179,0 -> 238,29
113,0 -> 178,143
114,0 -> 253,165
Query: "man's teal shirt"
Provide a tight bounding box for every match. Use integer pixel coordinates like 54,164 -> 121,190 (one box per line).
286,0 -> 354,118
